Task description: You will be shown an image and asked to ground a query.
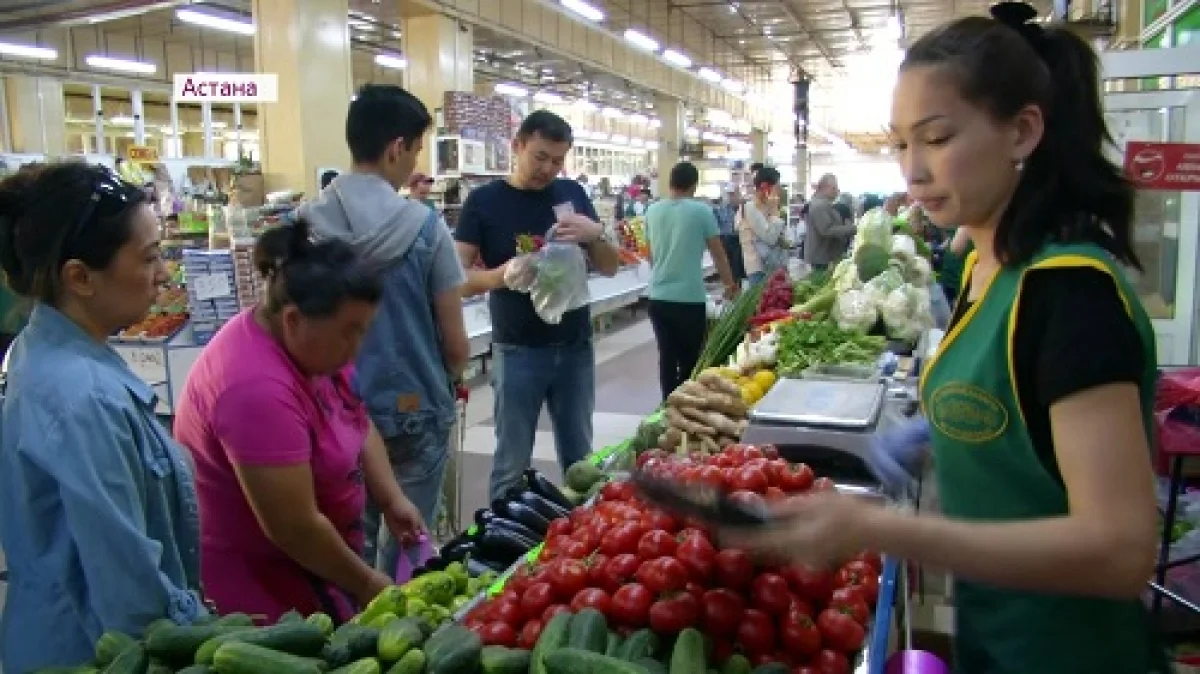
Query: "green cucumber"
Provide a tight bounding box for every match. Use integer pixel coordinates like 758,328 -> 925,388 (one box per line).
306,612 -> 335,637
543,647 -> 652,674
669,627 -> 706,674
530,611 -> 573,674
377,617 -> 426,661
103,642 -> 149,674
750,664 -> 790,674
566,608 -> 607,653
720,653 -> 752,674
177,667 -> 214,674
614,628 -> 659,661
637,658 -> 668,674
325,624 -> 382,668
384,648 -> 425,674
330,658 -> 382,674
214,614 -> 255,627
146,625 -> 247,665
479,645 -> 531,674
425,625 -> 481,674
95,630 -> 138,666
604,631 -> 622,657
276,610 -> 305,625
196,623 -> 326,664
211,641 -> 326,674
143,619 -> 176,637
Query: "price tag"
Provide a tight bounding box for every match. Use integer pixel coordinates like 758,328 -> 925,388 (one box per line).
119,347 -> 167,385
192,273 -> 232,301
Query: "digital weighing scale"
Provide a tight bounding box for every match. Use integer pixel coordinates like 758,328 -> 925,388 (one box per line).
741,372 -> 920,486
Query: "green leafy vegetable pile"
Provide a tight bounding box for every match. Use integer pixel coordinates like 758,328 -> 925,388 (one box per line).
775,319 -> 887,376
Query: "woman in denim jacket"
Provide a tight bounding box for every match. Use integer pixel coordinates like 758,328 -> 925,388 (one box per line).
0,163 -> 207,672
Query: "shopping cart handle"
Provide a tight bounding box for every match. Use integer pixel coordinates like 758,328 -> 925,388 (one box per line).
455,385 -> 470,402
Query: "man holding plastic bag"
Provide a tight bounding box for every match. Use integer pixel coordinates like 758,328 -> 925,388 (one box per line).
455,111 -> 621,501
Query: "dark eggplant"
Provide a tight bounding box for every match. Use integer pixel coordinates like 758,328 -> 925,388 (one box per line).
478,527 -> 535,566
487,517 -> 542,545
493,499 -> 551,535
466,556 -> 506,577
440,538 -> 479,562
421,555 -> 450,572
524,468 -> 575,511
507,488 -> 570,521
473,508 -> 494,529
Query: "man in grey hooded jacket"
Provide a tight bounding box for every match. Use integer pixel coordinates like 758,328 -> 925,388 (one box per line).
299,85 -> 469,577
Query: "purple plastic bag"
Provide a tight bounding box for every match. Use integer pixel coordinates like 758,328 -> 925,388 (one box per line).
394,534 -> 435,584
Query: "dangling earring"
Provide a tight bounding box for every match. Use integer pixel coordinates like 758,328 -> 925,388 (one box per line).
1015,158 -> 1025,173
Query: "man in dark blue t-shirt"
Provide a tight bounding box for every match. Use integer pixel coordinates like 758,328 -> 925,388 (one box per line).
455,111 -> 621,501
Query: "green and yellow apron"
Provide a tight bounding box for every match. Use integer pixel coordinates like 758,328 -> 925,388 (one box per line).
918,242 -> 1169,674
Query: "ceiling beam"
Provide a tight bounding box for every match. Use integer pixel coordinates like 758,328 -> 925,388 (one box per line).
778,0 -> 841,69
726,2 -> 807,73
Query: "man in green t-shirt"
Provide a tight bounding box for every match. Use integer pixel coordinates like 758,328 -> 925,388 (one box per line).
644,162 -> 737,399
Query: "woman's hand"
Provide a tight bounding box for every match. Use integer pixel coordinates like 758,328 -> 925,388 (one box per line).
720,491 -> 880,569
866,417 -> 931,498
383,494 -> 425,546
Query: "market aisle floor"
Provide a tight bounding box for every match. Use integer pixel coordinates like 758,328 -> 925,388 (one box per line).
452,310 -> 662,522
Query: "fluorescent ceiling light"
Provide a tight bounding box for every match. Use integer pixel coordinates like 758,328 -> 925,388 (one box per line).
630,138 -> 645,147
0,42 -> 57,60
662,49 -> 692,68
592,132 -> 610,141
722,79 -> 744,93
374,53 -> 407,69
86,54 -> 156,74
601,107 -> 625,119
685,127 -> 701,137
533,91 -> 564,104
611,134 -> 628,144
561,0 -> 605,22
627,114 -> 649,125
494,82 -> 529,97
210,121 -> 228,129
575,99 -> 598,111
176,8 -> 255,36
623,29 -> 659,52
110,115 -> 135,127
697,67 -> 722,83
649,118 -> 662,128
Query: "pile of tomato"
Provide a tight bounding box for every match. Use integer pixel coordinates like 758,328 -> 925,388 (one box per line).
462,444 -> 884,674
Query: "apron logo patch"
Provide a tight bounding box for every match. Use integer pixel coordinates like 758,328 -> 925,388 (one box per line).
928,383 -> 1009,443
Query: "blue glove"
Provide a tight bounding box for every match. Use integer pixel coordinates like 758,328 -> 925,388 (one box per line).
867,416 -> 932,497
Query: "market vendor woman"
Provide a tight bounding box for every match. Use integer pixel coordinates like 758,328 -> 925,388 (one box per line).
174,220 -> 424,623
727,4 -> 1169,672
0,163 -> 207,672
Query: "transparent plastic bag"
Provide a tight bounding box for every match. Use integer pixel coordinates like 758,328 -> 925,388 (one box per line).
523,227 -> 590,324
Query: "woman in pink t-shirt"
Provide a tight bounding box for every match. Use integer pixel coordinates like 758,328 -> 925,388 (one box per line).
174,220 -> 423,623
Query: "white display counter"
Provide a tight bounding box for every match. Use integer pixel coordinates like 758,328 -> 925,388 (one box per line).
115,256 -> 714,415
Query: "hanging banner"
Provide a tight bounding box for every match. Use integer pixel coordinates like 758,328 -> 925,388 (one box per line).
127,145 -> 159,163
1124,141 -> 1200,191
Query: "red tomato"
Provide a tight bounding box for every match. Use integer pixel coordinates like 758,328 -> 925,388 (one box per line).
696,465 -> 726,489
677,527 -> 710,544
569,506 -> 594,528
782,564 -> 834,603
812,649 -> 851,674
600,480 -> 636,502
730,465 -> 770,493
491,599 -> 523,627
676,534 -> 717,583
736,608 -> 777,656
779,463 -> 815,492
711,638 -> 735,665
641,510 -> 679,533
648,593 -> 700,634
761,444 -> 780,460
596,553 -> 639,592
547,559 -> 589,601
637,530 -> 678,560
728,490 -> 767,515
562,539 -> 591,559
599,522 -> 647,556
829,587 -> 870,625
546,517 -> 572,538
835,561 -> 880,604
610,583 -> 654,627
478,621 -> 518,647
794,668 -> 819,674
541,604 -> 570,624
850,550 -> 883,574
517,619 -> 543,649
764,459 -> 789,486
571,587 -> 613,615
701,588 -> 746,635
635,557 -> 688,593
788,596 -> 814,618
751,572 -> 794,616
587,553 -> 610,588
780,612 -> 821,659
496,588 -> 520,604
812,477 -> 836,492
715,548 -> 756,590
734,445 -> 765,463
520,582 -> 555,621
463,616 -> 485,631
637,448 -> 668,467
817,608 -> 866,652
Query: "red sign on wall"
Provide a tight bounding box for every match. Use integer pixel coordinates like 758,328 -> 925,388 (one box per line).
1124,141 -> 1200,191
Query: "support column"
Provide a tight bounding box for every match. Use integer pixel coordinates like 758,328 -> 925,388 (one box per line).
253,0 -> 354,193
93,84 -> 106,156
401,8 -> 474,176
3,76 -> 66,156
750,128 -> 767,165
655,94 -> 684,197
132,89 -> 146,145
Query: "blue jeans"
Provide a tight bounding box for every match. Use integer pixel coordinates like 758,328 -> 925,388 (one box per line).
362,427 -> 449,577
488,341 -> 595,502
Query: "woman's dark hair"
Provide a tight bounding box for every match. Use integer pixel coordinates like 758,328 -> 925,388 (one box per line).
903,2 -> 1138,269
0,161 -> 147,305
753,167 -> 781,189
253,218 -> 382,318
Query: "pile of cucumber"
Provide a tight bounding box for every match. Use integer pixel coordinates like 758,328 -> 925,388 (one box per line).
48,608 -> 532,674
528,608 -> 784,674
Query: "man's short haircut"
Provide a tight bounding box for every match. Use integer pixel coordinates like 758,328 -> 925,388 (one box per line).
345,84 -> 433,163
754,167 -> 782,189
669,162 -> 700,191
516,110 -> 573,145
816,173 -> 838,190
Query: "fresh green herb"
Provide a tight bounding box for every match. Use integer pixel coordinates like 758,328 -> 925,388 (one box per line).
691,283 -> 765,378
775,319 -> 886,376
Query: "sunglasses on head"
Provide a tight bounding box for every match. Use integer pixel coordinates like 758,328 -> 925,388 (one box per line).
62,167 -> 141,257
